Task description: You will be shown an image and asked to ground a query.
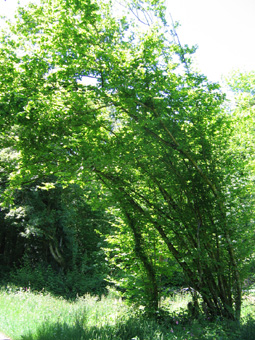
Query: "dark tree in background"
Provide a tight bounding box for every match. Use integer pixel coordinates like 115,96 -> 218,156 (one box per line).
0,174 -> 111,296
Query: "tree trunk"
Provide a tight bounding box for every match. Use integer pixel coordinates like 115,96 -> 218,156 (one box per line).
123,209 -> 159,314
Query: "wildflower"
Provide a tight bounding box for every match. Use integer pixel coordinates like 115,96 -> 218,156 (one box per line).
170,328 -> 174,333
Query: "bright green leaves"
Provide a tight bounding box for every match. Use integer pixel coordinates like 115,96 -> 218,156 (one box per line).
225,71 -> 255,173
225,71 -> 255,238
227,70 -> 255,95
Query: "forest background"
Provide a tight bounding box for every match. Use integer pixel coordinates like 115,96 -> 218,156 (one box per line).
0,0 -> 254,323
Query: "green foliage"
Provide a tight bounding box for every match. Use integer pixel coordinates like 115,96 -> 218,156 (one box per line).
9,261 -> 67,296
224,70 -> 255,280
0,178 -> 111,297
9,260 -> 106,298
105,212 -> 185,309
0,0 -> 253,320
226,70 -> 255,95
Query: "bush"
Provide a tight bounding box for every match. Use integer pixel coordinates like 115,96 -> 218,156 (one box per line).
10,261 -> 67,295
8,258 -> 107,298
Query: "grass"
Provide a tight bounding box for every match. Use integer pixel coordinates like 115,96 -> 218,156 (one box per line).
0,285 -> 255,340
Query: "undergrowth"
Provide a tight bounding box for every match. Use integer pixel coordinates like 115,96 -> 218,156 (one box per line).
0,285 -> 255,340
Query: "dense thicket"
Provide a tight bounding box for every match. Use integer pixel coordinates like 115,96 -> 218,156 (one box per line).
0,166 -> 111,296
0,0 -> 254,319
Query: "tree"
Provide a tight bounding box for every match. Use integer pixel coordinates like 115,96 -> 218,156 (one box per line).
224,70 -> 255,279
0,0 -> 252,319
0,176 -> 111,295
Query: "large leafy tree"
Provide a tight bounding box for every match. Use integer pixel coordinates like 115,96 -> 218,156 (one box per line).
0,0 -> 252,319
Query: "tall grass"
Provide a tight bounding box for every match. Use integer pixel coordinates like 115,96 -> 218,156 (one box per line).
0,285 -> 255,340
0,286 -> 127,340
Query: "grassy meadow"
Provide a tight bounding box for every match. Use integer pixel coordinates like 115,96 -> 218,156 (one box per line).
1,286 -> 255,340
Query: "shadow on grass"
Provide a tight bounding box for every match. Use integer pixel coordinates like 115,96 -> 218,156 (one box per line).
17,314 -> 255,340
19,317 -> 168,340
19,322 -> 115,340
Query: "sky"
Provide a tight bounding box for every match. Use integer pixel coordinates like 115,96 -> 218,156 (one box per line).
168,0 -> 255,82
0,0 -> 254,83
